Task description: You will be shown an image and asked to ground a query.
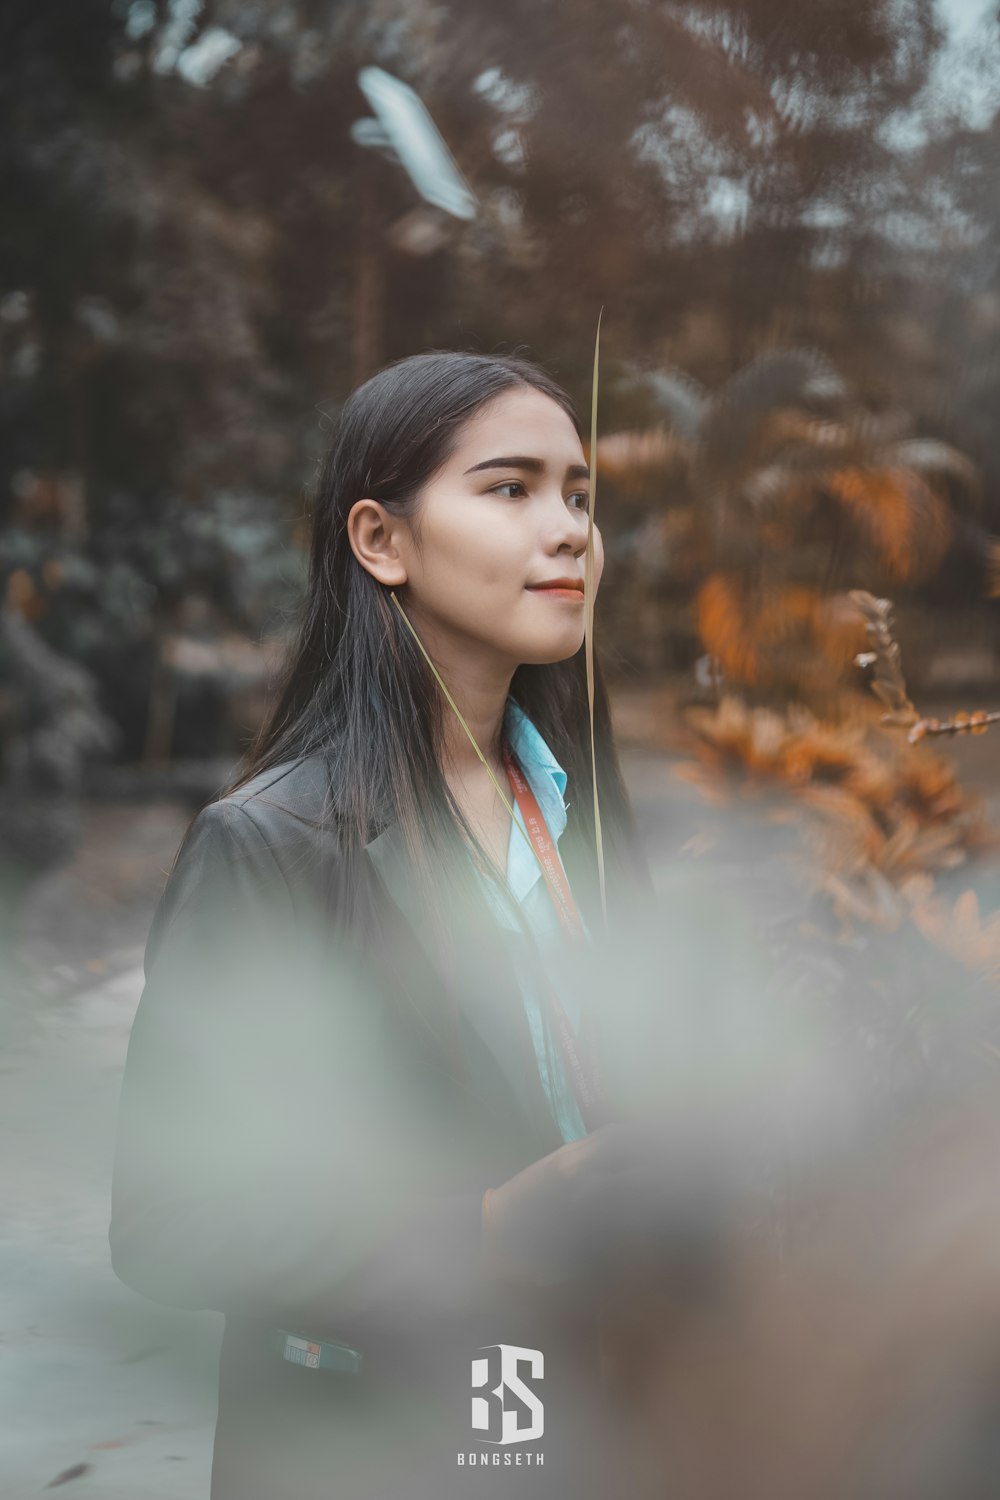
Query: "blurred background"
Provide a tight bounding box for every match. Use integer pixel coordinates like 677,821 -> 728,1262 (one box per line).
5,1 -> 1000,1496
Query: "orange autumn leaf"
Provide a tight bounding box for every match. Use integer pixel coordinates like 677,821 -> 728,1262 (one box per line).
695,574 -> 761,684
828,466 -> 950,581
907,887 -> 1000,978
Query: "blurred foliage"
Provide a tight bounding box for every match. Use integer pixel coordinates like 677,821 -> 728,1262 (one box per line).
596,347 -> 999,702
3,0 -> 1000,793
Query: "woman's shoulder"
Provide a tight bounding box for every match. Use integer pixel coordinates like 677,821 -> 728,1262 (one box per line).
183,752 -> 345,889
143,754 -> 354,991
218,752 -> 334,829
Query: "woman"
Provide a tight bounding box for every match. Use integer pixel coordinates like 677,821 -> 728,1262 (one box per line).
109,351 -> 658,1499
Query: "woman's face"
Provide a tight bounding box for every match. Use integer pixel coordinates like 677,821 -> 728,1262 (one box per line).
361,386 -> 603,671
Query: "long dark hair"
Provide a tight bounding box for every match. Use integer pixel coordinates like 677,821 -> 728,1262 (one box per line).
213,351 -> 651,1069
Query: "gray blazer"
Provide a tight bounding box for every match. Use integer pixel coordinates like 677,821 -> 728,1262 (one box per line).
109,753 -> 627,1499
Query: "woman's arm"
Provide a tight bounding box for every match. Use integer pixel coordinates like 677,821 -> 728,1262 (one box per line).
109,799 -> 495,1332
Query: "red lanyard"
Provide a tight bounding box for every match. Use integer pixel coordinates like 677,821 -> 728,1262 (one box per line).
500,742 -> 611,1132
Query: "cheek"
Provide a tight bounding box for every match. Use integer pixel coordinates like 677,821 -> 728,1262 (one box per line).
419,512 -> 522,600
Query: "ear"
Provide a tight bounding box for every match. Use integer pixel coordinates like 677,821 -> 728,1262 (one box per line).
346,497 -> 408,588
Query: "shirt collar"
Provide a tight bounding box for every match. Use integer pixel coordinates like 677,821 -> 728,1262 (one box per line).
503,696 -> 569,904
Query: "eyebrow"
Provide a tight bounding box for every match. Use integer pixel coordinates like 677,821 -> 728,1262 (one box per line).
463,455 -> 590,481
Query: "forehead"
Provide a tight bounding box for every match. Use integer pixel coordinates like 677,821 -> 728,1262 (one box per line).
450,387 -> 583,464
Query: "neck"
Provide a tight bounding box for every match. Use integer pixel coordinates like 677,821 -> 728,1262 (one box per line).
440,666 -> 513,776
397,596 -> 515,775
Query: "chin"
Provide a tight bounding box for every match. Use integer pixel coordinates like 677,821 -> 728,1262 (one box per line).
518,633 -> 586,665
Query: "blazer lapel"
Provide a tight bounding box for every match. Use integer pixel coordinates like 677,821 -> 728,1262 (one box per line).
363,819 -> 562,1154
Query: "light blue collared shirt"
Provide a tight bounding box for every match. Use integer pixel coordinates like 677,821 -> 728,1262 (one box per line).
471,696 -> 590,1144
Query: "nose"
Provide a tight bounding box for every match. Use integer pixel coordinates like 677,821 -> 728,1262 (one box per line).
540,487 -> 591,557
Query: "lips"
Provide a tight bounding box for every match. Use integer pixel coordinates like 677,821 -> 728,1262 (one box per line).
526,579 -> 584,592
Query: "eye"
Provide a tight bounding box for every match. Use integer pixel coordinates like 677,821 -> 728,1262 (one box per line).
487,479 -> 590,511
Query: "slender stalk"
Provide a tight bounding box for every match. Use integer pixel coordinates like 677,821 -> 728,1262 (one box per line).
587,310 -> 608,927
